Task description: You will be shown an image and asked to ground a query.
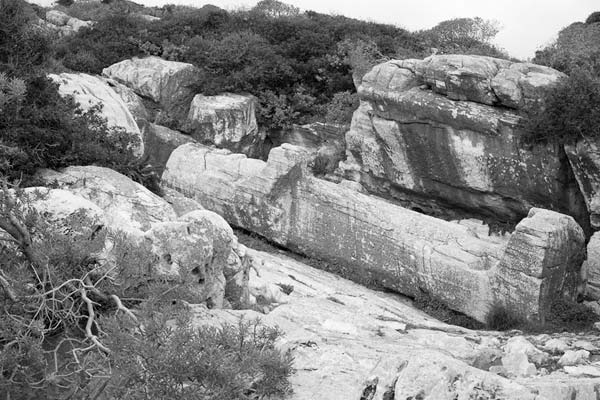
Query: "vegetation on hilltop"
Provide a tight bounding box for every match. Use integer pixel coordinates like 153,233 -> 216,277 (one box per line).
52,0 -> 506,130
526,11 -> 600,145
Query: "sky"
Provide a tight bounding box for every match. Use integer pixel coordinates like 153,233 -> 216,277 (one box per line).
32,0 -> 599,59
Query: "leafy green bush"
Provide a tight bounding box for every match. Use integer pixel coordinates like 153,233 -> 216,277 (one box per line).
524,68 -> 600,145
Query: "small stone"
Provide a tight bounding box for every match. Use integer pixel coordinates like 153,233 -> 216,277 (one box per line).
558,350 -> 590,367
594,322 -> 600,331
543,338 -> 569,354
502,351 -> 537,377
489,365 -> 509,377
504,336 -> 548,365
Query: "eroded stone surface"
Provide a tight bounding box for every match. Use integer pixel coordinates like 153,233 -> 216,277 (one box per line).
102,56 -> 200,123
343,56 -> 586,227
186,248 -> 600,400
184,93 -> 262,156
38,166 -> 176,234
162,143 -> 585,322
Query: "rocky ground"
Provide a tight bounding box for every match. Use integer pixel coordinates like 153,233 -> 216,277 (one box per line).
195,247 -> 600,400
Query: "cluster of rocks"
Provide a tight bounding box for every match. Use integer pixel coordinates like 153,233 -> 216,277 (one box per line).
25,165 -> 251,309
37,9 -> 93,36
25,44 -> 600,398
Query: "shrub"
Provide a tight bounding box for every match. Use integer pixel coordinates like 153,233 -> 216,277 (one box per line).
0,186 -> 293,399
524,68 -> 600,145
323,91 -> 359,125
0,0 -> 52,76
0,74 -> 160,192
103,308 -> 293,399
585,11 -> 600,24
485,303 -> 523,331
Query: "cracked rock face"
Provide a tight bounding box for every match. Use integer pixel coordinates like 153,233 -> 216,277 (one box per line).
161,143 -> 585,322
183,93 -> 263,157
102,56 -> 201,124
342,55 -> 587,228
187,248 -> 600,400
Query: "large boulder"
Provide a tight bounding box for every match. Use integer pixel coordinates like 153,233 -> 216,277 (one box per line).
102,56 -> 201,123
183,93 -> 262,156
145,210 -> 241,308
162,143 -> 586,322
49,73 -> 143,157
37,166 -> 176,234
342,56 -> 587,228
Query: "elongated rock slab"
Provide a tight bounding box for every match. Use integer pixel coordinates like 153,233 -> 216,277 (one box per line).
162,143 -> 585,322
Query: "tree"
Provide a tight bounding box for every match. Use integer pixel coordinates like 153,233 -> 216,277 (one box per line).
533,21 -> 600,75
417,17 -> 506,57
252,0 -> 300,18
586,11 -> 600,24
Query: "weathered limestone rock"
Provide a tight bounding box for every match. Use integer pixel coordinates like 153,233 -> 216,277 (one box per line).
145,210 -> 240,308
184,93 -> 262,156
564,141 -> 600,230
343,56 -> 586,227
37,166 -> 176,234
495,208 -> 586,319
408,55 -> 564,109
162,143 -> 585,322
140,122 -> 195,173
45,10 -> 70,26
103,78 -> 150,122
49,73 -> 143,157
22,188 -> 105,226
102,56 -> 201,123
188,247 -> 598,400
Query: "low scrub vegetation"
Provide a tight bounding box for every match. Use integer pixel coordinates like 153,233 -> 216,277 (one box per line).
50,0 -> 505,130
0,185 -> 293,399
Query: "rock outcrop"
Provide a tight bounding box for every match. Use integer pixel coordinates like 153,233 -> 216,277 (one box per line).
29,166 -> 247,309
191,247 -> 600,400
102,56 -> 201,124
341,55 -> 588,229
49,73 -> 144,157
183,93 -> 262,156
37,166 -> 176,234
162,143 -> 586,322
43,10 -> 93,36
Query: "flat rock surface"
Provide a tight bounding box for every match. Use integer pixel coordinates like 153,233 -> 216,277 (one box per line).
191,248 -> 600,400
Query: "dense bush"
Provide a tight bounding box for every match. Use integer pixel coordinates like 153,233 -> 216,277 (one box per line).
524,68 -> 600,145
533,19 -> 600,75
585,11 -> 600,24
